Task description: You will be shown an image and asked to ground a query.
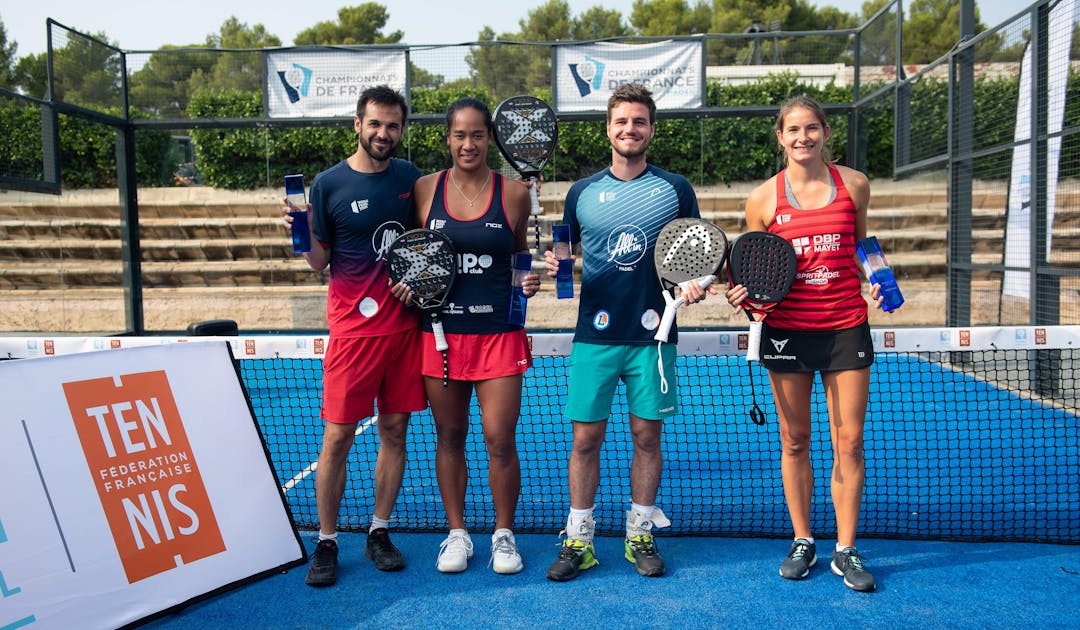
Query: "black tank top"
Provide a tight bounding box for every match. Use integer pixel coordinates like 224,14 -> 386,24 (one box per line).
424,170 -> 518,334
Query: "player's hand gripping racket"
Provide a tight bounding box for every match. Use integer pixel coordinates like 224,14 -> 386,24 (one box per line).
653,218 -> 729,393
492,95 -> 558,251
387,229 -> 457,387
728,231 -> 797,424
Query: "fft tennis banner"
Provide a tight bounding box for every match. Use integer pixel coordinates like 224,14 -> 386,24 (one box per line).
265,48 -> 407,118
1003,0 -> 1074,298
0,342 -> 305,629
554,40 -> 703,112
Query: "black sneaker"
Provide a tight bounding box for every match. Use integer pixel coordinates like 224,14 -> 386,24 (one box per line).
546,539 -> 598,582
831,546 -> 876,592
305,539 -> 339,586
779,538 -> 817,580
624,535 -> 665,577
365,528 -> 405,571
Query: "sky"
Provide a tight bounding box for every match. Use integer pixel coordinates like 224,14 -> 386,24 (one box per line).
4,1 -> 1016,60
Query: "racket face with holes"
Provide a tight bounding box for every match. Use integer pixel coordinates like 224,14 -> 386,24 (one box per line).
654,218 -> 729,292
386,229 -> 456,310
728,231 -> 797,311
492,95 -> 558,178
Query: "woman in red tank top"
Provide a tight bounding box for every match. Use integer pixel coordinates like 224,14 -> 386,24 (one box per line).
727,95 -> 893,592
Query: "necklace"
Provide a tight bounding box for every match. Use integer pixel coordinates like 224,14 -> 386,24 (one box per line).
449,167 -> 491,207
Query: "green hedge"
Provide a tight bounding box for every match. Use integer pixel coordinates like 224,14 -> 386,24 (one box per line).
0,102 -> 176,188
3,71 -> 1075,190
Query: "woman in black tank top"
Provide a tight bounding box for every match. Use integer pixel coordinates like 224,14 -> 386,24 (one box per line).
405,98 -> 539,575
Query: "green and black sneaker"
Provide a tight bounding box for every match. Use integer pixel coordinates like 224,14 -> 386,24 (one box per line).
624,534 -> 665,577
547,538 -> 598,582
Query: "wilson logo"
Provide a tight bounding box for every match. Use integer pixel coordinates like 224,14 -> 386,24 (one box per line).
63,371 -> 226,583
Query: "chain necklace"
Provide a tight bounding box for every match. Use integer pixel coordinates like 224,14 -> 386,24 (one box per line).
449,167 -> 491,207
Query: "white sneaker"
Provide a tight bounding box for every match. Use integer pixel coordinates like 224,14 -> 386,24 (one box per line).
490,528 -> 523,574
436,529 -> 473,573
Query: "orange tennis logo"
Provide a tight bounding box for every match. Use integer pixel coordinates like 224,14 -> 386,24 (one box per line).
63,370 -> 226,583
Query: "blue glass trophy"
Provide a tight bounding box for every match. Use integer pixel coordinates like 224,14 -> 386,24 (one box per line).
856,236 -> 904,312
552,224 -> 574,299
507,252 -> 532,326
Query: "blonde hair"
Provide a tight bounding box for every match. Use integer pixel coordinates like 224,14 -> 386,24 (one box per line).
775,95 -> 831,165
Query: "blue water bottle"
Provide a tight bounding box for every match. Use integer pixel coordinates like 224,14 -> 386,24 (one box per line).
507,252 -> 532,326
856,236 -> 904,312
552,224 -> 574,299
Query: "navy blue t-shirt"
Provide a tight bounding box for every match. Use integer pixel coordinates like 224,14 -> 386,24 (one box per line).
564,164 -> 700,345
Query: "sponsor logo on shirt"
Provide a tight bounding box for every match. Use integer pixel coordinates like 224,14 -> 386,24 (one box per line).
792,233 -> 842,255
351,199 -> 369,213
373,221 -> 406,261
485,222 -> 504,229
468,304 -> 494,314
429,219 -> 446,230
775,214 -> 792,225
593,310 -> 611,330
798,265 -> 840,286
458,253 -> 493,275
606,225 -> 648,268
599,191 -> 617,203
444,302 -> 465,316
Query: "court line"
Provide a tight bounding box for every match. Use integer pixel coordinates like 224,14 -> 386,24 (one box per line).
281,416 -> 379,493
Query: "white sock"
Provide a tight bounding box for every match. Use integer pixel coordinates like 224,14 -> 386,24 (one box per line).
370,515 -> 390,533
836,542 -> 853,552
568,506 -> 594,524
797,536 -> 815,544
630,502 -> 655,520
318,531 -> 338,542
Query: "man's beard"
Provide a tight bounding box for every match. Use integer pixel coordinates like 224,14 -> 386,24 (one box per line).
360,134 -> 397,162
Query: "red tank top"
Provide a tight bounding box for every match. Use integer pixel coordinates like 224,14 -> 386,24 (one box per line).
765,165 -> 867,331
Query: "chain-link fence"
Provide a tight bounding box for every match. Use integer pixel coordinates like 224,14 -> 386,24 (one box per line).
1,1 -> 1077,333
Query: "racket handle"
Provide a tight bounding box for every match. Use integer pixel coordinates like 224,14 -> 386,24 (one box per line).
433,320 -> 449,352
746,320 -> 763,362
529,178 -> 541,216
653,275 -> 712,343
654,300 -> 680,343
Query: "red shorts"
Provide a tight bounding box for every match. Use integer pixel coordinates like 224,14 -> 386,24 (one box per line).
420,330 -> 533,381
320,328 -> 426,424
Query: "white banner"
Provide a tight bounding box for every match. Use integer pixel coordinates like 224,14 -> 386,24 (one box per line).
554,40 -> 703,112
1003,0 -> 1073,297
0,342 -> 304,629
265,48 -> 407,118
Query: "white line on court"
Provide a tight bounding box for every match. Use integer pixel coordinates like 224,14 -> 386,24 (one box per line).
281,415 -> 379,493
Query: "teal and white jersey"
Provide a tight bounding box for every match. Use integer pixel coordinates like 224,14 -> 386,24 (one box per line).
564,164 -> 700,345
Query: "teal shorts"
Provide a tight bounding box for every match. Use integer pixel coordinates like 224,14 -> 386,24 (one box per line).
566,342 -> 678,422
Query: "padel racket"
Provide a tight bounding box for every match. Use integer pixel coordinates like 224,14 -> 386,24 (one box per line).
652,218 -> 728,394
653,218 -> 729,344
728,231 -> 797,424
387,229 -> 457,386
492,95 -> 558,251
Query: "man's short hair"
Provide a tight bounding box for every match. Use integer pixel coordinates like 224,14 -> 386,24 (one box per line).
356,85 -> 409,123
607,83 -> 656,124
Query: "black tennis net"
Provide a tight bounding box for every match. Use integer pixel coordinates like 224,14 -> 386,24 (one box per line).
3,327 -> 1077,542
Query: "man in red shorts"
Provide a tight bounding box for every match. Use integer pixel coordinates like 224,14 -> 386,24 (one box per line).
283,86 -> 424,586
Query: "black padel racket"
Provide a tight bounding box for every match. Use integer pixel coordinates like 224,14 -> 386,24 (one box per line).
727,231 -> 797,425
492,95 -> 558,251
728,231 -> 797,361
653,218 -> 729,344
652,218 -> 728,394
387,229 -> 457,386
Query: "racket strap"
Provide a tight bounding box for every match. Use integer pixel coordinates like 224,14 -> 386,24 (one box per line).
746,361 -> 766,426
656,341 -> 670,395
